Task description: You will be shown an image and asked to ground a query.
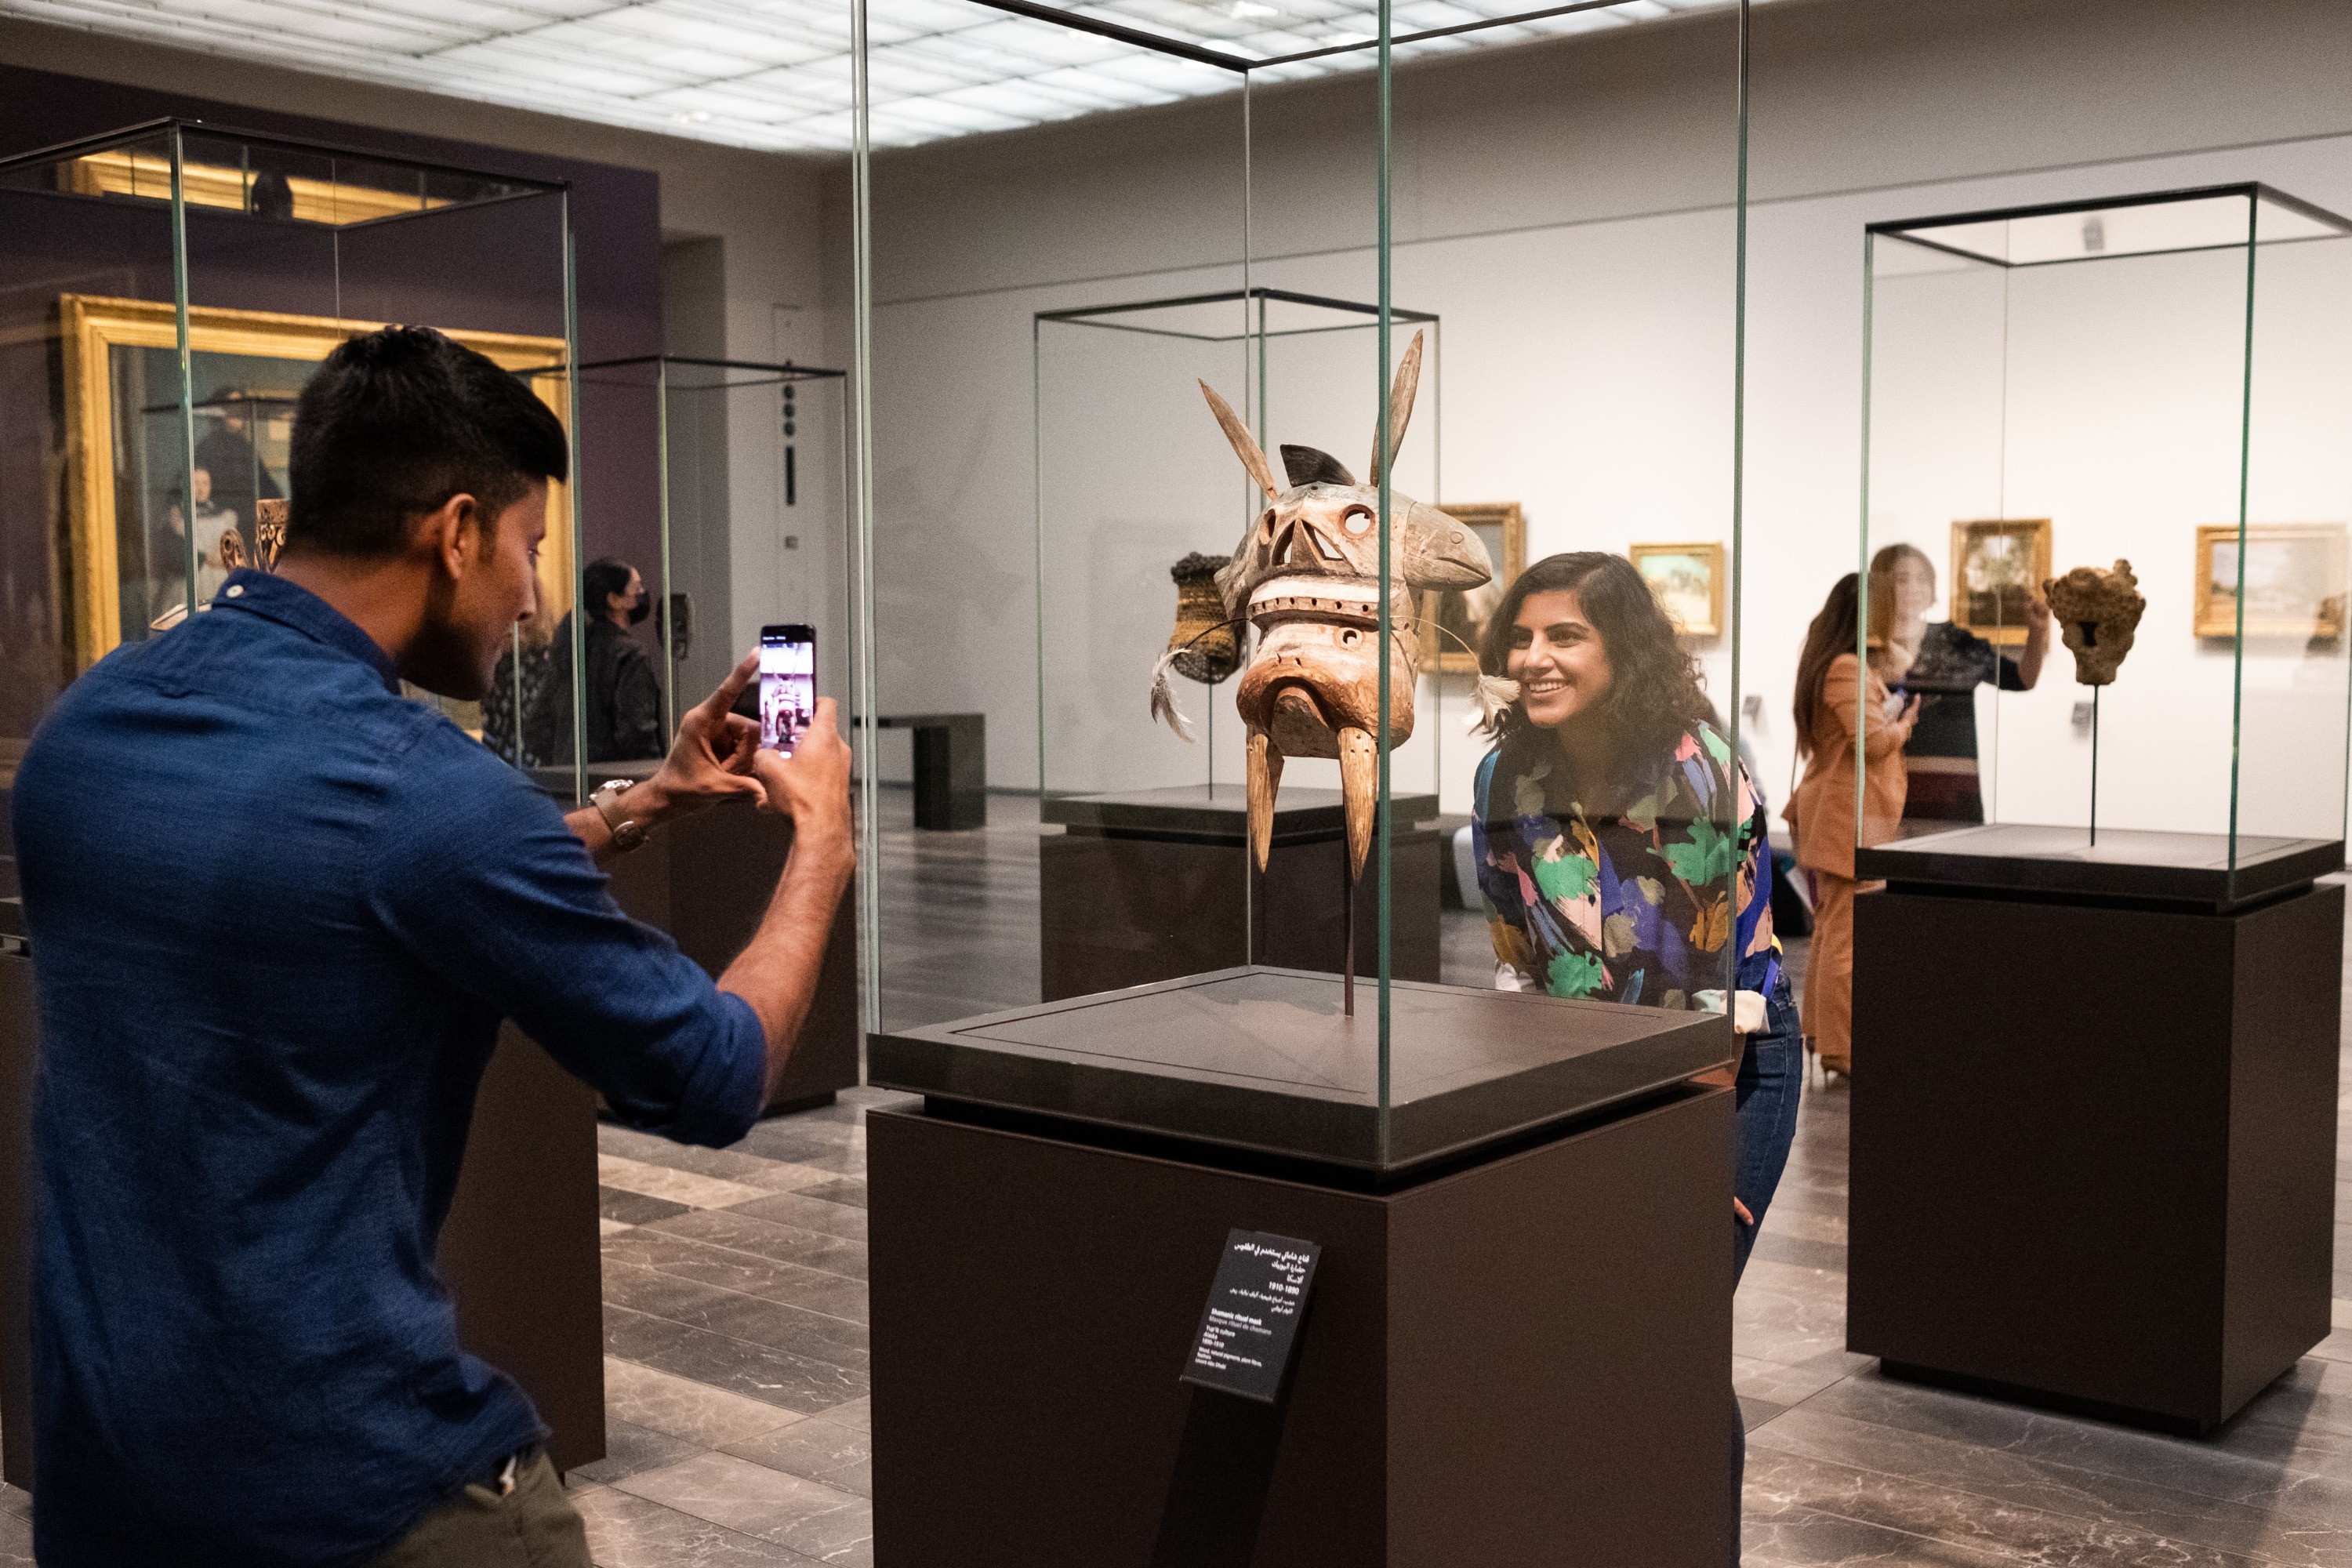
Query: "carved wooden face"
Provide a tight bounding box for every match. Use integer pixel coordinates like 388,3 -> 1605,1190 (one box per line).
1230,477 -> 1493,626
1185,328 -> 1496,877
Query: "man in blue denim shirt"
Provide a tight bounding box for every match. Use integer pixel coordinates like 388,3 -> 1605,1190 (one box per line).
11,327 -> 854,1566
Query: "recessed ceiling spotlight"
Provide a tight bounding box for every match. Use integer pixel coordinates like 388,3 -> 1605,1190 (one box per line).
674,110 -> 712,125
1229,1 -> 1279,16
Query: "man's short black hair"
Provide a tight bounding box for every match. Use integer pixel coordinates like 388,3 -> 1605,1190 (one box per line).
583,557 -> 637,610
287,325 -> 568,558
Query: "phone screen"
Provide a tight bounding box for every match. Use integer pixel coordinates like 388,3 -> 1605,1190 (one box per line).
759,625 -> 815,755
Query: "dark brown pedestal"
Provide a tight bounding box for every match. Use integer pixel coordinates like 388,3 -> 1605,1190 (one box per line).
604,797 -> 859,1111
868,1086 -> 1733,1568
1849,878 -> 2343,1435
438,1023 -> 607,1473
877,713 -> 986,830
1039,786 -> 1442,1001
0,956 -> 608,1482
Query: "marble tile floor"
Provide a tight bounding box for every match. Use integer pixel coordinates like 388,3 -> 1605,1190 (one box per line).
579,1066 -> 2352,1568
3,790 -> 2338,1566
566,792 -> 2352,1564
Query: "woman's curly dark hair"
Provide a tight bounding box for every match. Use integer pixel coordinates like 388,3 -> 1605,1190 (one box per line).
1477,551 -> 1714,781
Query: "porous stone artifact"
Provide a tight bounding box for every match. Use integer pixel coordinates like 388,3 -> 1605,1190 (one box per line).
1163,551 -> 1240,685
1161,329 -> 1494,880
2042,559 -> 2144,685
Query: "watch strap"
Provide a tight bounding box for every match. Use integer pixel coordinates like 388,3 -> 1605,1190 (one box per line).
591,779 -> 648,851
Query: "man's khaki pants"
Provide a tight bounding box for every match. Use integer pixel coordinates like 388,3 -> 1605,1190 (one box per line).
368,1448 -> 590,1567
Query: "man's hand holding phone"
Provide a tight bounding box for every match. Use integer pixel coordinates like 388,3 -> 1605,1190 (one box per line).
723,695 -> 855,1105
753,696 -> 855,869
575,655 -> 764,857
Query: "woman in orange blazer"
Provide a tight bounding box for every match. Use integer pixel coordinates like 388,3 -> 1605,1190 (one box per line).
1783,572 -> 1916,1076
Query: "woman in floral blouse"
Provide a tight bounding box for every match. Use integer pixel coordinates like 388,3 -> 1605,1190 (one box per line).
1472,553 -> 1784,1040
1471,551 -> 1799,1566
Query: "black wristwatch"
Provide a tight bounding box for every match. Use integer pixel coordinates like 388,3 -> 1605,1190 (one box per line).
590,779 -> 649,853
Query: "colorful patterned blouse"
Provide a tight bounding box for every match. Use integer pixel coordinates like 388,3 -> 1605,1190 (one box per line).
1472,723 -> 1780,1011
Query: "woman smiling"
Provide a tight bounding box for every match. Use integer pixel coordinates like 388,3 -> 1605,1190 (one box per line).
1472,552 -> 1780,1028
1469,549 -> 1799,1261
1469,550 -> 1801,1563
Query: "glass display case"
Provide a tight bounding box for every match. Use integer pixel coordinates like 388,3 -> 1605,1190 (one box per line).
0,118 -> 575,793
510,354 -> 849,802
857,1 -> 1759,1173
1856,184 -> 2352,906
1036,287 -> 1444,805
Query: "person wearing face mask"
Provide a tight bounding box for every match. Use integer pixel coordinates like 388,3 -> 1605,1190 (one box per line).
1469,551 -> 1801,1566
528,556 -> 665,763
1869,542 -> 2048,825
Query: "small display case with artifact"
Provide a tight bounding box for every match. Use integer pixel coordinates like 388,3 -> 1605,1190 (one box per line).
0,121 -> 602,1474
856,9 -> 1761,1565
525,355 -> 862,1113
1849,183 -> 2352,1433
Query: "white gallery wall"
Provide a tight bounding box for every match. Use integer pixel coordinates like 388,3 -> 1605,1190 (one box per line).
859,0 -> 2352,846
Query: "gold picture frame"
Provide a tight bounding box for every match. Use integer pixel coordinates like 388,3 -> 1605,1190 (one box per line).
1948,518 -> 2053,646
1419,502 -> 1526,673
2193,523 -> 2347,640
59,292 -> 573,671
1630,541 -> 1726,638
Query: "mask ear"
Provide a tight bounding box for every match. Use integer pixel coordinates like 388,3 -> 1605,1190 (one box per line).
1199,379 -> 1282,499
1368,327 -> 1425,488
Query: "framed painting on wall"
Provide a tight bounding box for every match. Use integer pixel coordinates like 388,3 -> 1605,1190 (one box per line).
2193,523 -> 2347,640
1948,518 -> 2053,646
57,292 -> 573,671
1419,501 -> 1525,673
1629,541 -> 1726,638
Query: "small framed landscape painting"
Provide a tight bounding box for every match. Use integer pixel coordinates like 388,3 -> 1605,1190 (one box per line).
1630,541 -> 1726,638
1420,502 -> 1525,673
2193,523 -> 2347,640
1948,518 -> 2053,646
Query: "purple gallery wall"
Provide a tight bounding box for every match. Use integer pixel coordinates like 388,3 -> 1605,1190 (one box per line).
0,62 -> 665,739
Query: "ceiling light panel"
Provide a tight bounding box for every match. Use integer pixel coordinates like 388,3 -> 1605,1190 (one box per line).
1,0 -> 1754,151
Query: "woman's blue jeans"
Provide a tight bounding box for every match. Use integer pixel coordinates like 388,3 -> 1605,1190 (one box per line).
1727,973 -> 1803,1563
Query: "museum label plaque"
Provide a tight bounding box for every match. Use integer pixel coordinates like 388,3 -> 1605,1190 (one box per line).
1180,1229 -> 1319,1403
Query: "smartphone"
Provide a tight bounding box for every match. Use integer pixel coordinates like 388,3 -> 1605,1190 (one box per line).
759,624 -> 816,755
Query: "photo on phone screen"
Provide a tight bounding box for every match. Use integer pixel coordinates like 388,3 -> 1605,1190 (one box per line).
759,625 -> 815,755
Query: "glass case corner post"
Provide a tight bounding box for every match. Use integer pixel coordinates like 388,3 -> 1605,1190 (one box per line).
169,122 -> 200,636
563,214 -> 590,808
655,355 -> 677,742
1374,0 -> 1394,1138
851,0 -> 882,1040
1856,224 -> 1875,876
1728,0 -> 1753,1022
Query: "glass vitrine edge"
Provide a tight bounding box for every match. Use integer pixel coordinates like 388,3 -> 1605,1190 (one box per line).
2225,192 -> 2256,881
168,125 -> 200,633
1030,312 -> 1047,811
1036,286 -> 1439,325
0,115 -> 566,194
1866,182 -> 2352,274
569,354 -> 846,378
1724,0 -> 1750,1022
1375,0 -> 1394,1139
852,0 -> 884,1041
655,356 -> 677,742
1863,182 -> 2270,242
0,118 -> 180,176
964,0 -> 1691,73
561,216 -> 590,809
1854,227 -> 1875,873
